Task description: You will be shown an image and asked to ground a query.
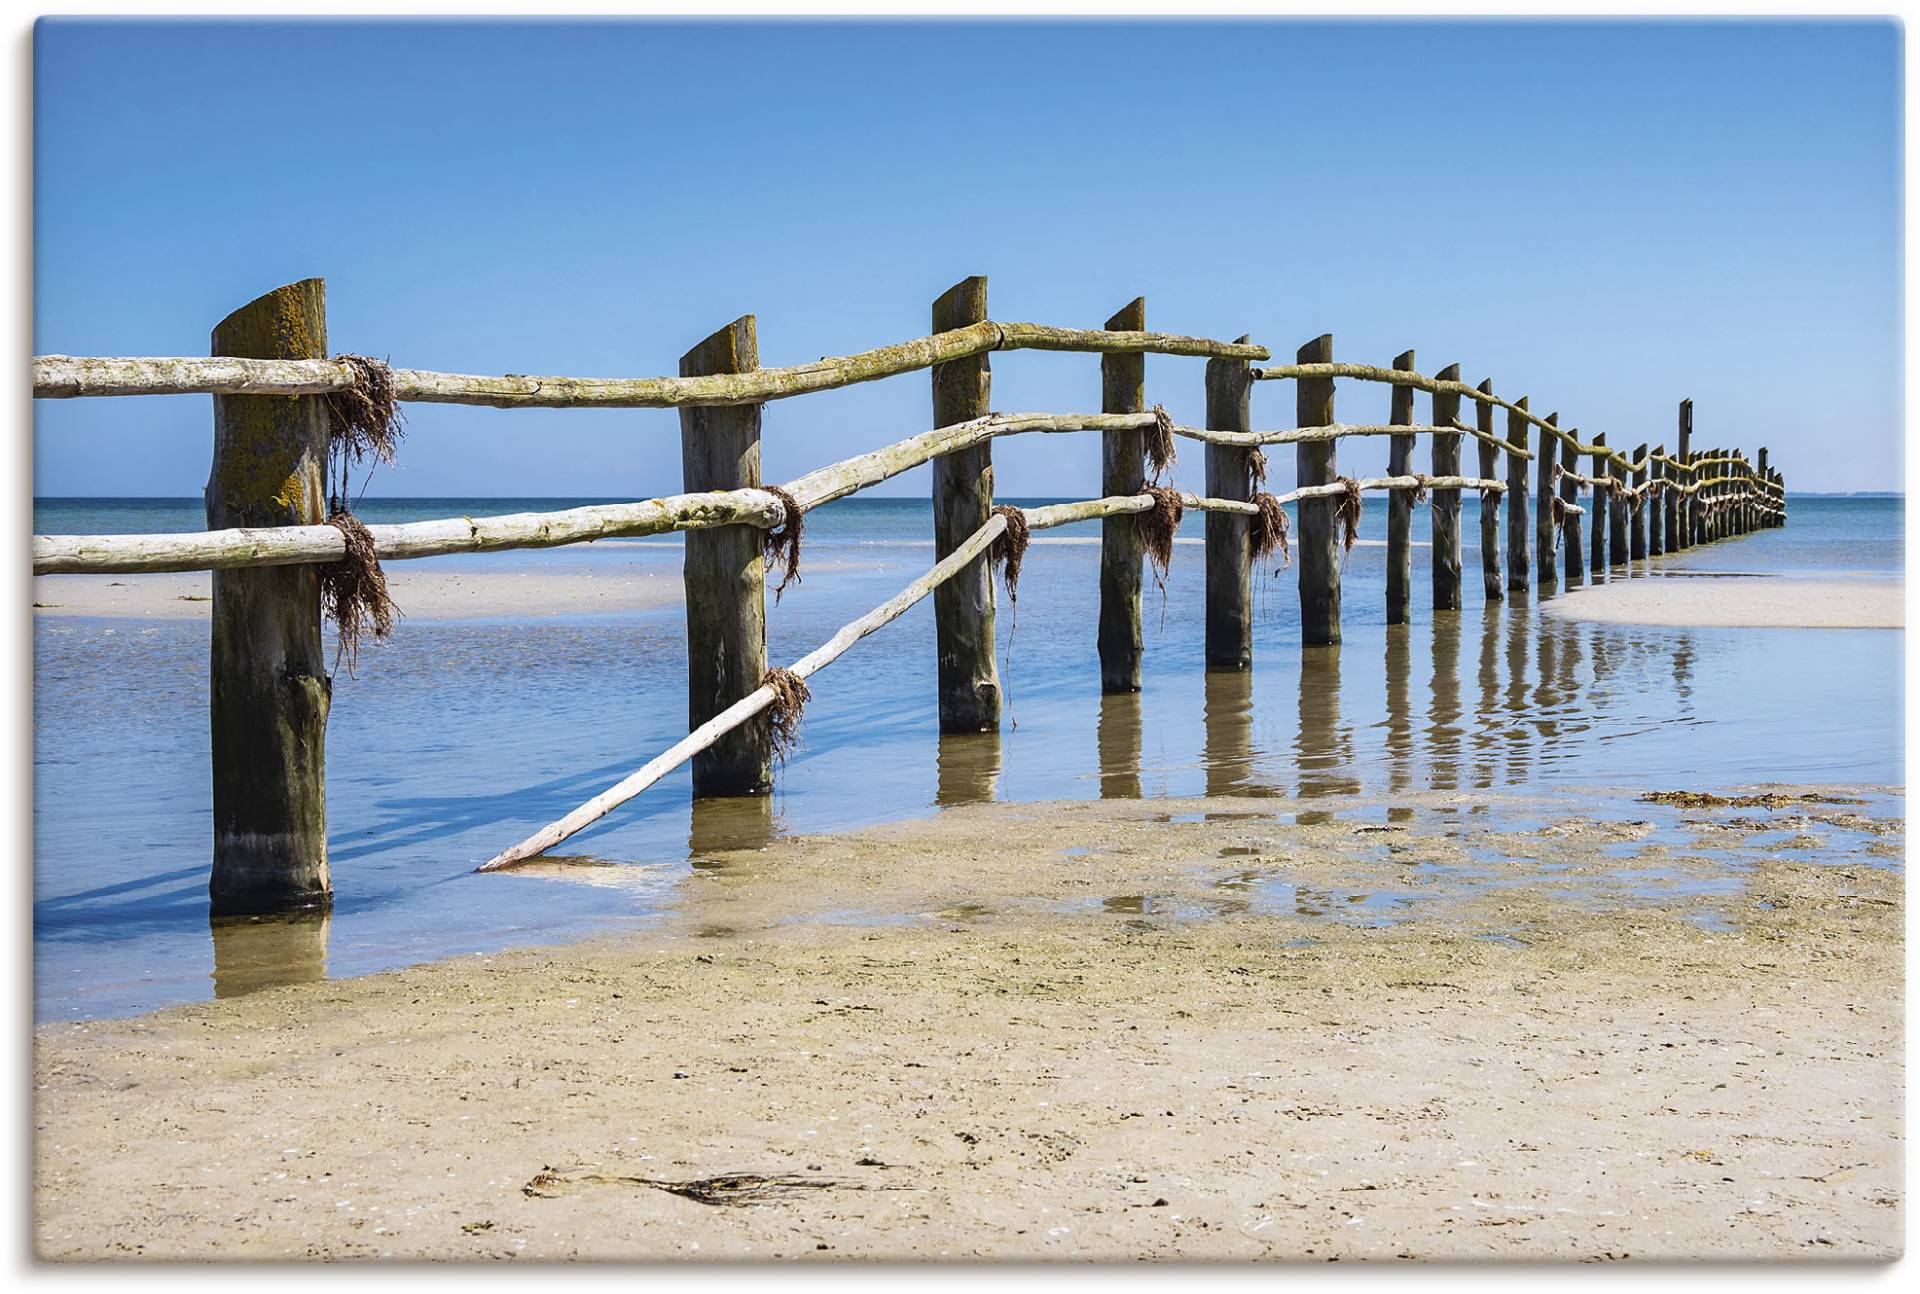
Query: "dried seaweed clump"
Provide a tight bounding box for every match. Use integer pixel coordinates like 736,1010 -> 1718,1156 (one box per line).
324,355 -> 405,494
1335,476 -> 1364,553
989,504 -> 1030,606
1139,485 -> 1185,592
1147,405 -> 1178,482
321,509 -> 398,676
1247,447 -> 1269,491
761,485 -> 804,603
1407,473 -> 1432,507
1249,491 -> 1291,570
762,667 -> 812,763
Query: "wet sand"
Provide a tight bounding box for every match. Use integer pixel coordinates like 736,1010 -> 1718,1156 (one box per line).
34,790 -> 1902,1261
1544,575 -> 1902,630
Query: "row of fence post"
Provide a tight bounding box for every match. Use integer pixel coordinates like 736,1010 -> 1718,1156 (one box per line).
187,275 -> 1785,916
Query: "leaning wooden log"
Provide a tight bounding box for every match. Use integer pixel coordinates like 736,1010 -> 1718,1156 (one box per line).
34,323 -> 1266,409
478,511 -> 1010,871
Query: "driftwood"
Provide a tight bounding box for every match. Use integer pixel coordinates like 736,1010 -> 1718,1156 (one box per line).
34,323 -> 1265,409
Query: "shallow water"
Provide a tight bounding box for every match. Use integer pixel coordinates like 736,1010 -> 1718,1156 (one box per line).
32,495 -> 1903,1018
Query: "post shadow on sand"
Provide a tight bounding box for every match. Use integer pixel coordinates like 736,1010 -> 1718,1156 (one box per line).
209,909 -> 330,998
936,729 -> 1002,806
1097,690 -> 1143,800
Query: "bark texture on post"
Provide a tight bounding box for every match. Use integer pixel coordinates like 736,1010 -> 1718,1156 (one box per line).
1630,442 -> 1649,560
1609,448 -> 1630,567
1559,433 -> 1584,586
1295,335 -> 1340,646
1504,397 -> 1530,594
1589,432 -> 1609,575
1475,380 -> 1502,603
207,278 -> 332,916
1386,349 -> 1416,625
1098,298 -> 1146,693
1536,412 -> 1560,596
681,316 -> 771,795
930,277 -> 1001,731
1205,335 -> 1255,668
1430,363 -> 1463,611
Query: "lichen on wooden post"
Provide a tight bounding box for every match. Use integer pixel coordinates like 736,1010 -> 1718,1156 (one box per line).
1588,432 -> 1610,576
1504,396 -> 1530,594
1205,335 -> 1255,668
207,278 -> 332,916
1430,363 -> 1463,611
1535,412 -> 1560,597
1099,298 -> 1146,693
1559,432 -> 1584,586
1475,380 -> 1502,603
1630,442 -> 1649,560
1386,349 -> 1415,625
681,316 -> 772,794
930,277 -> 1001,730
1295,335 -> 1340,646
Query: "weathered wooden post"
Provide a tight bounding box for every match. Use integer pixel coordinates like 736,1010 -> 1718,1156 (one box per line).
1559,432 -> 1584,586
931,277 -> 1001,730
1099,298 -> 1146,693
1475,380 -> 1502,602
1588,432 -> 1609,575
1205,336 -> 1256,668
1705,448 -> 1720,542
1296,335 -> 1340,646
1431,364 -> 1463,611
1630,443 -> 1649,560
1505,397 -> 1530,594
1757,447 -> 1770,530
1674,400 -> 1693,549
1649,447 -> 1666,557
681,315 -> 772,794
207,278 -> 333,916
1609,448 -> 1630,567
1536,412 -> 1560,596
1386,350 -> 1416,624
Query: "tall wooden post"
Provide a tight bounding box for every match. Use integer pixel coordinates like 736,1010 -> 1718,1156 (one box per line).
681,315 -> 772,794
1757,447 -> 1770,530
1504,397 -> 1530,594
1674,400 -> 1692,549
1296,334 -> 1340,646
1099,298 -> 1146,693
1588,432 -> 1609,576
1386,350 -> 1416,624
1431,364 -> 1463,611
1630,443 -> 1649,559
1475,380 -> 1502,602
930,277 -> 1001,730
1705,449 -> 1719,542
1535,412 -> 1559,596
1206,336 -> 1255,667
1559,431 -> 1584,586
1609,449 -> 1630,567
208,278 -> 332,916
1649,447 -> 1666,557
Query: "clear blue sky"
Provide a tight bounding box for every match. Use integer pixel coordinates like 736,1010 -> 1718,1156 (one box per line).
34,17 -> 1902,497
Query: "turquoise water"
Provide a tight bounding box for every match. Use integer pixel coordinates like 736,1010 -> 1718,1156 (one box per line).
32,494 -> 1903,1018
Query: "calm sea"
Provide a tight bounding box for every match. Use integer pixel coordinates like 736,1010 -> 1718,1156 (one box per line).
33,494 -> 1904,1018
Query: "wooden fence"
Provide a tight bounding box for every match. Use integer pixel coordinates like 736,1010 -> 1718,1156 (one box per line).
32,277 -> 1789,912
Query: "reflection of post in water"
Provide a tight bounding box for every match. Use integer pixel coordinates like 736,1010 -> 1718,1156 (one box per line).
936,729 -> 1002,806
1671,632 -> 1696,709
210,910 -> 330,999
1426,611 -> 1463,792
689,793 -> 776,868
1471,601 -> 1502,790
1382,625 -> 1413,814
1202,667 -> 1263,797
1098,690 -> 1143,800
1502,598 -> 1533,785
1295,644 -> 1357,819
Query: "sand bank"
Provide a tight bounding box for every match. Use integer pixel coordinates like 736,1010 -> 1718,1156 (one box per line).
1543,575 -> 1902,630
35,790 -> 1901,1261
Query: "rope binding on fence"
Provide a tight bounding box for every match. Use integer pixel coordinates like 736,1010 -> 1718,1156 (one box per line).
320,509 -> 398,676
761,667 -> 811,762
1147,405 -> 1178,481
1335,476 -> 1364,553
1249,491 -> 1291,570
761,484 -> 805,602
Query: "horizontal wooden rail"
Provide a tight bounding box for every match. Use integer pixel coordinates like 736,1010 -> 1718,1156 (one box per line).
1175,420 -> 1530,461
33,322 -> 1267,410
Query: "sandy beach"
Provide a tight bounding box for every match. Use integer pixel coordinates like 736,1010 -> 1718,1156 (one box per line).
34,789 -> 1903,1261
1543,574 -> 1902,630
